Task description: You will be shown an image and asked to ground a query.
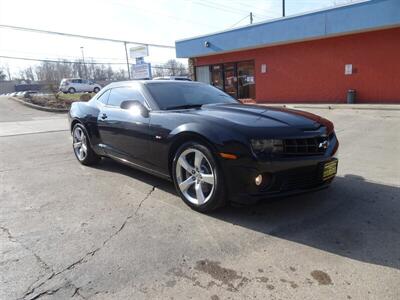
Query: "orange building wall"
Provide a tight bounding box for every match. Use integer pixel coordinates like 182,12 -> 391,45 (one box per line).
194,27 -> 400,103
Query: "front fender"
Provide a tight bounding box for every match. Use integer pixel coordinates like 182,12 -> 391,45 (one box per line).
168,122 -> 251,158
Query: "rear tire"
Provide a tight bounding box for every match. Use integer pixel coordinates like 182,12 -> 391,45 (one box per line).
72,123 -> 100,166
172,141 -> 226,213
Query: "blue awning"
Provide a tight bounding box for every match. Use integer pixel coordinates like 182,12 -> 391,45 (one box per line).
176,0 -> 400,58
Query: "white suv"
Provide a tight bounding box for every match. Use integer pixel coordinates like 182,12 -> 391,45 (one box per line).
59,78 -> 101,94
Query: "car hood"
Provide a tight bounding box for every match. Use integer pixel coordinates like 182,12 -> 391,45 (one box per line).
184,103 -> 333,137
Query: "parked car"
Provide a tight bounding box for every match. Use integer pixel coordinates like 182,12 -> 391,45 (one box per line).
23,90 -> 38,98
59,78 -> 101,94
153,76 -> 192,81
68,81 -> 339,212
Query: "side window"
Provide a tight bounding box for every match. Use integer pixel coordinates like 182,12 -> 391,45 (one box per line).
107,87 -> 146,107
72,79 -> 82,84
96,89 -> 110,104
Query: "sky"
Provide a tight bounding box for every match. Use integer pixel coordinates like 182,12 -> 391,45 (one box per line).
0,0 -> 359,77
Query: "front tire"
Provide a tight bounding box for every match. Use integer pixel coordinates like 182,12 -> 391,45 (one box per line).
68,87 -> 76,94
172,141 -> 226,212
72,124 -> 100,165
93,87 -> 100,93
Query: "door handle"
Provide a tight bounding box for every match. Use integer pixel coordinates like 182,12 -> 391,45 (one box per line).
101,113 -> 108,120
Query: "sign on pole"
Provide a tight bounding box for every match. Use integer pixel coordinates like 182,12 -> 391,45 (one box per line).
132,63 -> 152,79
130,45 -> 149,59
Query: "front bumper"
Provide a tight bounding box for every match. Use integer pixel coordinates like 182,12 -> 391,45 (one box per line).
221,137 -> 339,204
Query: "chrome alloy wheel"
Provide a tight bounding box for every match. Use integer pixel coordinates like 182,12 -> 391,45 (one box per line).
73,126 -> 88,161
176,148 -> 215,205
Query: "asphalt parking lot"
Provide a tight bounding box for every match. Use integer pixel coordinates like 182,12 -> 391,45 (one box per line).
1,96 -> 399,300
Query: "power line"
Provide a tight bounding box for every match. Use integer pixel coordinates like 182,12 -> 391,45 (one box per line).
106,1 -> 221,30
0,48 -> 127,61
231,1 -> 278,17
0,24 -> 175,49
229,14 -> 251,28
196,0 -> 274,19
0,55 -> 126,65
0,55 -> 181,70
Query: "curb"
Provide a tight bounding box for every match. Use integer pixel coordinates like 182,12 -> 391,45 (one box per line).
10,97 -> 68,113
259,103 -> 400,111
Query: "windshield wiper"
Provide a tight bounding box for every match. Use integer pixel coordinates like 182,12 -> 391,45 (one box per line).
165,104 -> 203,110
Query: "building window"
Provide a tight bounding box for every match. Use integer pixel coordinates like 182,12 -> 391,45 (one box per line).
195,66 -> 211,84
195,60 -> 255,100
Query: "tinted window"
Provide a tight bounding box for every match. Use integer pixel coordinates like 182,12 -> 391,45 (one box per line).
96,89 -> 110,104
146,82 -> 237,110
72,79 -> 82,83
107,87 -> 146,107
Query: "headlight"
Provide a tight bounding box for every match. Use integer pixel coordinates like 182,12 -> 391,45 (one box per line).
251,139 -> 283,154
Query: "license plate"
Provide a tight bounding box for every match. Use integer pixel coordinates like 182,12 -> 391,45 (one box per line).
322,160 -> 338,180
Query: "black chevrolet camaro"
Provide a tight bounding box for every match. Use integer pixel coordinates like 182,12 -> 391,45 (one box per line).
68,80 -> 339,212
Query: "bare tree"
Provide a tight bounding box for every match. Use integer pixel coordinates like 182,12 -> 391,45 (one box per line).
164,59 -> 187,76
0,68 -> 6,80
24,66 -> 36,81
151,59 -> 188,78
1,64 -> 12,80
113,69 -> 126,80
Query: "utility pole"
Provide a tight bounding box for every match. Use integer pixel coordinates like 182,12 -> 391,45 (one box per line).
124,42 -> 131,80
80,46 -> 87,78
282,0 -> 286,17
250,12 -> 253,24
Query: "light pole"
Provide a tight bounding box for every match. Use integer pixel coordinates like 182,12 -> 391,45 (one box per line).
282,0 -> 286,17
124,42 -> 131,80
80,46 -> 87,78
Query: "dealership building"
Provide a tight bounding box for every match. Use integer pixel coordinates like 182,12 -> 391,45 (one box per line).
175,0 -> 400,103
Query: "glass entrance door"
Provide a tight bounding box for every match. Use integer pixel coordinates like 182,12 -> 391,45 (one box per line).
237,61 -> 255,99
211,65 -> 223,90
223,63 -> 237,98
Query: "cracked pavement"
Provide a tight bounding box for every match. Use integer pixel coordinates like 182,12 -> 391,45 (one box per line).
1,96 -> 400,299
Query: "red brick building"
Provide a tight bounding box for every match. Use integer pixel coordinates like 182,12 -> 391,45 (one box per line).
176,0 -> 400,103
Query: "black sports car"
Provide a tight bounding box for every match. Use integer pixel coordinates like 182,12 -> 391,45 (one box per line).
68,80 -> 339,212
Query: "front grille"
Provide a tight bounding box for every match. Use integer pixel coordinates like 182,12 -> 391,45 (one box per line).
283,135 -> 329,156
268,165 -> 323,192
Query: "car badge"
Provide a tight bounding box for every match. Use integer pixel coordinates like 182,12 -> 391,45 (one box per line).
318,140 -> 329,149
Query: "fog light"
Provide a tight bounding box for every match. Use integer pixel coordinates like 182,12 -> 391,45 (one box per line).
255,174 -> 263,186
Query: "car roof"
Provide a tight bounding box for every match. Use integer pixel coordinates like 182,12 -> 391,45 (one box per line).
105,80 -> 200,89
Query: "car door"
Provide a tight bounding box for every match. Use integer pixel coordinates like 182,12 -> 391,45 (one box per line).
97,86 -> 151,166
88,80 -> 95,92
81,79 -> 88,92
71,79 -> 82,92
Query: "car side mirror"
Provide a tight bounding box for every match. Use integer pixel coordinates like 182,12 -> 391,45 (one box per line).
120,100 -> 149,118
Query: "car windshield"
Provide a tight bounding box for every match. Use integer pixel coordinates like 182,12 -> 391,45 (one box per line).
145,82 -> 238,110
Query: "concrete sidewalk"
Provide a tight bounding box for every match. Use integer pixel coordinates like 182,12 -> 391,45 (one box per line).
259,103 -> 400,111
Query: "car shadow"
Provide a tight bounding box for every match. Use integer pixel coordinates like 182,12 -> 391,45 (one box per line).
95,158 -> 400,270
